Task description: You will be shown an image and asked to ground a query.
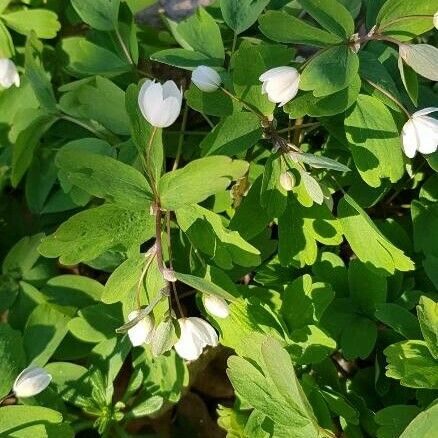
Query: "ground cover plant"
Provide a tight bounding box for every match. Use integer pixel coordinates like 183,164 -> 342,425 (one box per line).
0,0 -> 437,436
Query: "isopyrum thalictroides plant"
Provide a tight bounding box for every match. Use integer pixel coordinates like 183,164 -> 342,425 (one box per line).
0,0 -> 437,436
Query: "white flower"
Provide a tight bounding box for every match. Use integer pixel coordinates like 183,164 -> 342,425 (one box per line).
401,108 -> 438,158
13,365 -> 52,398
138,80 -> 183,128
434,12 -> 438,30
174,317 -> 218,361
191,66 -> 221,92
203,294 -> 229,319
0,59 -> 20,89
127,310 -> 155,347
259,66 -> 300,107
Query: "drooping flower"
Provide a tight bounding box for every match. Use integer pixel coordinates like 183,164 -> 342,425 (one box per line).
259,66 -> 300,107
13,365 -> 52,398
191,66 -> 222,92
401,108 -> 438,158
127,310 -> 155,347
174,317 -> 218,361
138,80 -> 183,128
0,59 -> 20,89
203,294 -> 229,319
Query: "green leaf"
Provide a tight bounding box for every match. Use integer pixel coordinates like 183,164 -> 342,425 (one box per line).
375,303 -> 422,340
0,20 -> 13,58
345,94 -> 404,187
300,171 -> 324,205
0,324 -> 25,398
68,303 -> 122,343
151,48 -> 222,70
174,271 -> 236,301
71,0 -> 119,31
341,315 -> 377,360
376,405 -> 421,438
281,274 -> 334,330
185,84 -> 240,117
284,75 -> 360,118
417,296 -> 438,360
158,156 -> 248,210
61,37 -> 130,77
24,303 -> 70,366
177,8 -> 224,61
399,403 -> 438,438
349,259 -> 387,317
2,9 -> 60,39
227,336 -> 320,438
384,340 -> 438,389
221,0 -> 270,35
56,150 -> 152,209
412,200 -> 438,259
176,204 -> 260,269
0,406 -> 70,437
38,204 -> 154,265
377,0 -> 437,41
399,44 -> 438,81
232,41 -> 295,116
279,195 -> 342,267
11,110 -> 57,187
320,389 -> 359,425
299,0 -> 354,38
200,112 -> 262,156
102,253 -> 145,304
261,155 -> 287,218
259,10 -> 342,47
338,194 -> 414,275
24,33 -> 58,111
300,46 -> 359,97
131,395 -> 164,418
397,56 -> 418,106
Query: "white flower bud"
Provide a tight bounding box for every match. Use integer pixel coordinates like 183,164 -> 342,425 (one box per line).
259,66 -> 300,107
401,108 -> 438,158
138,80 -> 183,128
0,59 -> 20,89
13,365 -> 52,398
279,171 -> 295,191
191,65 -> 222,92
127,310 -> 155,347
174,317 -> 218,361
203,294 -> 229,318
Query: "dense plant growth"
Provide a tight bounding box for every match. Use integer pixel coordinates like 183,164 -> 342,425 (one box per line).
0,0 -> 437,436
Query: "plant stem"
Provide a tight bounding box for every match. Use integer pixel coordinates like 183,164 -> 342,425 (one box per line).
228,32 -> 238,71
277,122 -> 321,134
173,104 -> 189,171
364,79 -> 411,119
145,126 -> 159,198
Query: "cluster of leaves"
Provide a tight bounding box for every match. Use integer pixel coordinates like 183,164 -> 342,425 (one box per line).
0,0 -> 437,436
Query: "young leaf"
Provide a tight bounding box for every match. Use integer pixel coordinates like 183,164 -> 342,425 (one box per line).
158,156 -> 248,210
289,152 -> 350,173
300,171 -> 324,205
399,44 -> 438,81
151,318 -> 177,357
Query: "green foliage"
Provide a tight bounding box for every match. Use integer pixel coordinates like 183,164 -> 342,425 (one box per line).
0,0 -> 437,436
